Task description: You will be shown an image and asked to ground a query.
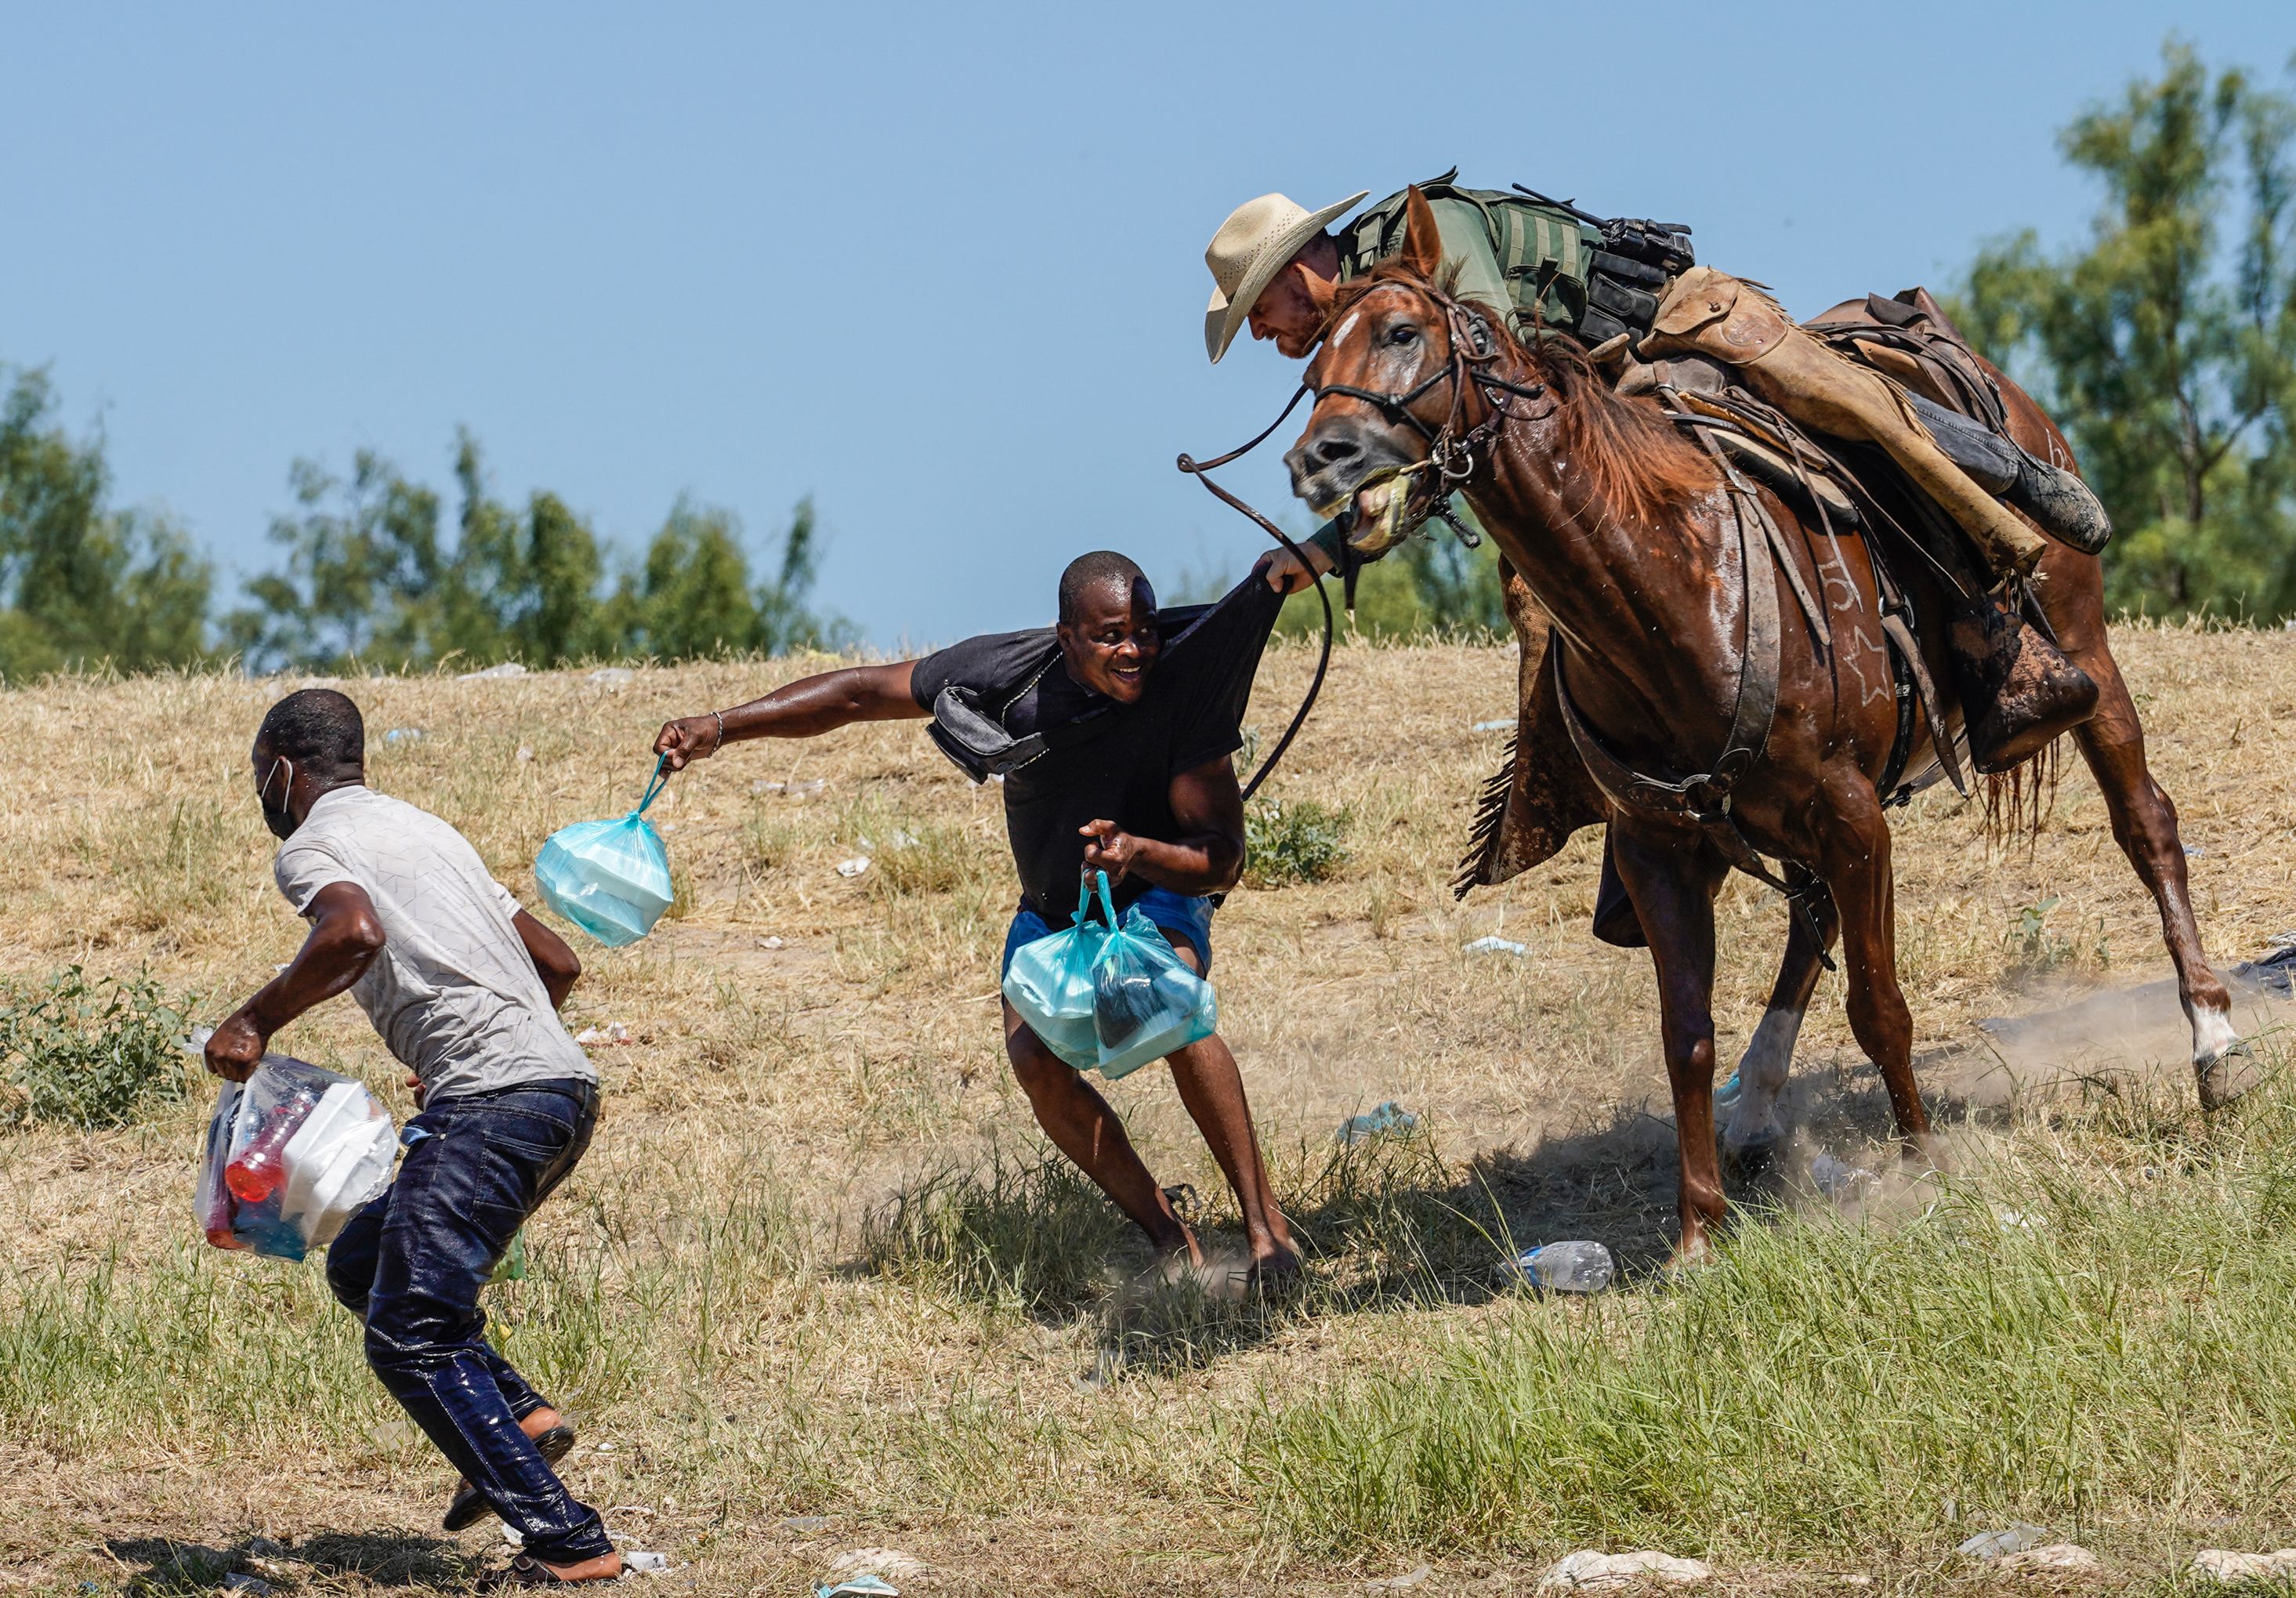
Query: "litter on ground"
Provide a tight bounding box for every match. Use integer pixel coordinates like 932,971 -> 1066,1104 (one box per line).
1957,1524 -> 2048,1560
835,857 -> 872,878
381,727 -> 425,744
758,936 -> 787,949
1336,1102 -> 1418,1143
621,1549 -> 669,1575
1367,1566 -> 1432,1590
1502,1241 -> 1615,1293
1472,718 -> 1513,732
817,1579 -> 900,1598
574,1022 -> 632,1047
1465,934 -> 1527,956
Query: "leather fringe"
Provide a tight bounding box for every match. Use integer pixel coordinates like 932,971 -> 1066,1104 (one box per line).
1451,727 -> 1522,900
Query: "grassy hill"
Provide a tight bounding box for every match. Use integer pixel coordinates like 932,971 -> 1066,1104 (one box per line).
3,624 -> 2294,1595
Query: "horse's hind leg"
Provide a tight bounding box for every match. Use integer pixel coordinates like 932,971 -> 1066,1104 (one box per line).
1722,888 -> 1842,1172
1610,824 -> 1733,1263
2037,561 -> 2240,1094
1817,774 -> 1933,1155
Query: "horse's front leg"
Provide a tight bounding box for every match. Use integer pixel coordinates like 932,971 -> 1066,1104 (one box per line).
1723,887 -> 1841,1174
1611,822 -> 1732,1263
1815,768 -> 1933,1158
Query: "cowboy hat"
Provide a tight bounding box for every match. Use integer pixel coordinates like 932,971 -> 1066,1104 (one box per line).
1203,189 -> 1369,363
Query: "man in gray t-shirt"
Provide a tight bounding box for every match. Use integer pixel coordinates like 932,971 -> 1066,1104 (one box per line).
205,689 -> 621,1585
271,785 -> 593,1102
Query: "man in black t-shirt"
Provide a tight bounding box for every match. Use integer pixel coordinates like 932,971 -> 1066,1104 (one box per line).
654,551 -> 1298,1286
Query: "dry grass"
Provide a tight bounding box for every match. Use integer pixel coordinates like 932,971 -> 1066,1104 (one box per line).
2,623 -> 2294,1595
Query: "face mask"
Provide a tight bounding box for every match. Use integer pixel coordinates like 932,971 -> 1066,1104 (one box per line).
258,755 -> 297,840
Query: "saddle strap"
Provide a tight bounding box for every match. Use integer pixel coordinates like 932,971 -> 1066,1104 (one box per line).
1551,466 -> 1786,896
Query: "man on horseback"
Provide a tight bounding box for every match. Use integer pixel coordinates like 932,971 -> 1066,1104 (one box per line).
1204,175 -> 2113,777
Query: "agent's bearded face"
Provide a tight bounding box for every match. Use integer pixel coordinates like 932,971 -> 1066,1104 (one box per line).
1057,579 -> 1161,706
254,748 -> 298,840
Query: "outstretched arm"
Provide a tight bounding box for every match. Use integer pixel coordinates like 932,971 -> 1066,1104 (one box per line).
204,881 -> 386,1082
654,661 -> 929,769
1077,755 -> 1247,897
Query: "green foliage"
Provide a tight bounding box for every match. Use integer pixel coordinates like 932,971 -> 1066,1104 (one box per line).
1244,795 -> 1351,887
1954,42 -> 2296,621
0,967 -> 194,1131
0,368 -> 214,680
1276,510 -> 1509,643
228,435 -> 850,672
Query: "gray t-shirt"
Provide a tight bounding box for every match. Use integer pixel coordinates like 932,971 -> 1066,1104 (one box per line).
273,786 -> 596,1101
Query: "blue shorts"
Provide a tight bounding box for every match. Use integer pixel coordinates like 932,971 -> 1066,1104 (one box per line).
1001,885 -> 1214,978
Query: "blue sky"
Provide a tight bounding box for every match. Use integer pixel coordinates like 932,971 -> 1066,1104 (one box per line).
6,3 -> 2293,650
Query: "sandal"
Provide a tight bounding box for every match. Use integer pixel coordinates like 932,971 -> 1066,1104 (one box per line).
443,1424 -> 578,1531
476,1553 -> 623,1589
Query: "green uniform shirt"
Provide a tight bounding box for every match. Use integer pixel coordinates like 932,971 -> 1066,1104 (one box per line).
1338,185 -> 1602,337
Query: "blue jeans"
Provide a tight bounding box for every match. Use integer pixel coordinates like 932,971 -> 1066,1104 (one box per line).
327,1078 -> 610,1564
1001,884 -> 1215,979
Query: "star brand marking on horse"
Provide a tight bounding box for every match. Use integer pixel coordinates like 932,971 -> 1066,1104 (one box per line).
1846,625 -> 1891,705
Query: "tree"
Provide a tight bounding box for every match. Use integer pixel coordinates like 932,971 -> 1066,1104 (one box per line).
0,367 -> 213,679
231,431 -> 848,671
1954,42 -> 2296,620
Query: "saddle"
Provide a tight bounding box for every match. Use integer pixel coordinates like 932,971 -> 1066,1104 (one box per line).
1454,288 -> 2075,926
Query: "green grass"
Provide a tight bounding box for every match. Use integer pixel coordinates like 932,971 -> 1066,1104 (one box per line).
1238,1054 -> 2296,1566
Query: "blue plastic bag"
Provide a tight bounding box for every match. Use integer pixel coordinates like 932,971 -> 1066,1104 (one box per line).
1088,876 -> 1217,1080
535,759 -> 675,948
1001,871 -> 1113,1069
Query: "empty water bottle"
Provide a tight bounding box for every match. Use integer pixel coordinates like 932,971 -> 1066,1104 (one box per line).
1505,1240 -> 1614,1293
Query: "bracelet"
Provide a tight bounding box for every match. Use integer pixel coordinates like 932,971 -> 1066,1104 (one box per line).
710,709 -> 726,748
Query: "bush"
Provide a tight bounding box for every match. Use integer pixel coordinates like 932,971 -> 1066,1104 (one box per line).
0,967 -> 195,1130
1244,798 -> 1351,888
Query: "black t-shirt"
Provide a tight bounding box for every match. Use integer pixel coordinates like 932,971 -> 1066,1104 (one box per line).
911,575 -> 1283,922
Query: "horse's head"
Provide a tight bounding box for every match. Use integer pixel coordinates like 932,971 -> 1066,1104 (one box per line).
1284,187 -> 1547,556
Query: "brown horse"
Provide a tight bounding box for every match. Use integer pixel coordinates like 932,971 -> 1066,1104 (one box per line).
1284,190 -> 2240,1260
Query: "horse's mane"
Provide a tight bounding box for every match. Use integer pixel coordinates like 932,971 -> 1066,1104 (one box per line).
1323,261 -> 1717,529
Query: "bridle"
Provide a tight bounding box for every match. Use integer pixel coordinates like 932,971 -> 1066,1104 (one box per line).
1306,277 -> 1551,497
1172,269 -> 1547,799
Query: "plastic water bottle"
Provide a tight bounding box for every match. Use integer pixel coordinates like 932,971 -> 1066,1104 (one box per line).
224,1089 -> 319,1202
1506,1241 -> 1614,1292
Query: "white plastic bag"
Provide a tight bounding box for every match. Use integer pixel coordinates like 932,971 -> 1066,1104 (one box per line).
196,1052 -> 396,1260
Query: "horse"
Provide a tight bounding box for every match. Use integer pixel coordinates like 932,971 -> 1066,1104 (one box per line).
1283,188 -> 2240,1261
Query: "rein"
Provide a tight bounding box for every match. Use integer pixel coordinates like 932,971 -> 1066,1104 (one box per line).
1175,404 -> 1334,804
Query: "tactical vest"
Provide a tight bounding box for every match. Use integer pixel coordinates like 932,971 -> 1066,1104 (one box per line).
1341,170 -> 1694,349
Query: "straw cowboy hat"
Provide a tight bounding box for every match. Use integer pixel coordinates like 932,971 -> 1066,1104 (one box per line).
1203,189 -> 1369,362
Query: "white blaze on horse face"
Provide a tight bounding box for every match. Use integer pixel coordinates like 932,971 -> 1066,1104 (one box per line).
1331,310 -> 1363,353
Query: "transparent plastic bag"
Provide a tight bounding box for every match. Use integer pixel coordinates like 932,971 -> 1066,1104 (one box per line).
196,1052 -> 397,1260
535,759 -> 675,948
1001,871 -> 1113,1069
1089,879 -> 1217,1081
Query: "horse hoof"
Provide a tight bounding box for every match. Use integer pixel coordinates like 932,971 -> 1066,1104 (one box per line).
2196,1041 -> 2258,1112
1722,1135 -> 1782,1179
